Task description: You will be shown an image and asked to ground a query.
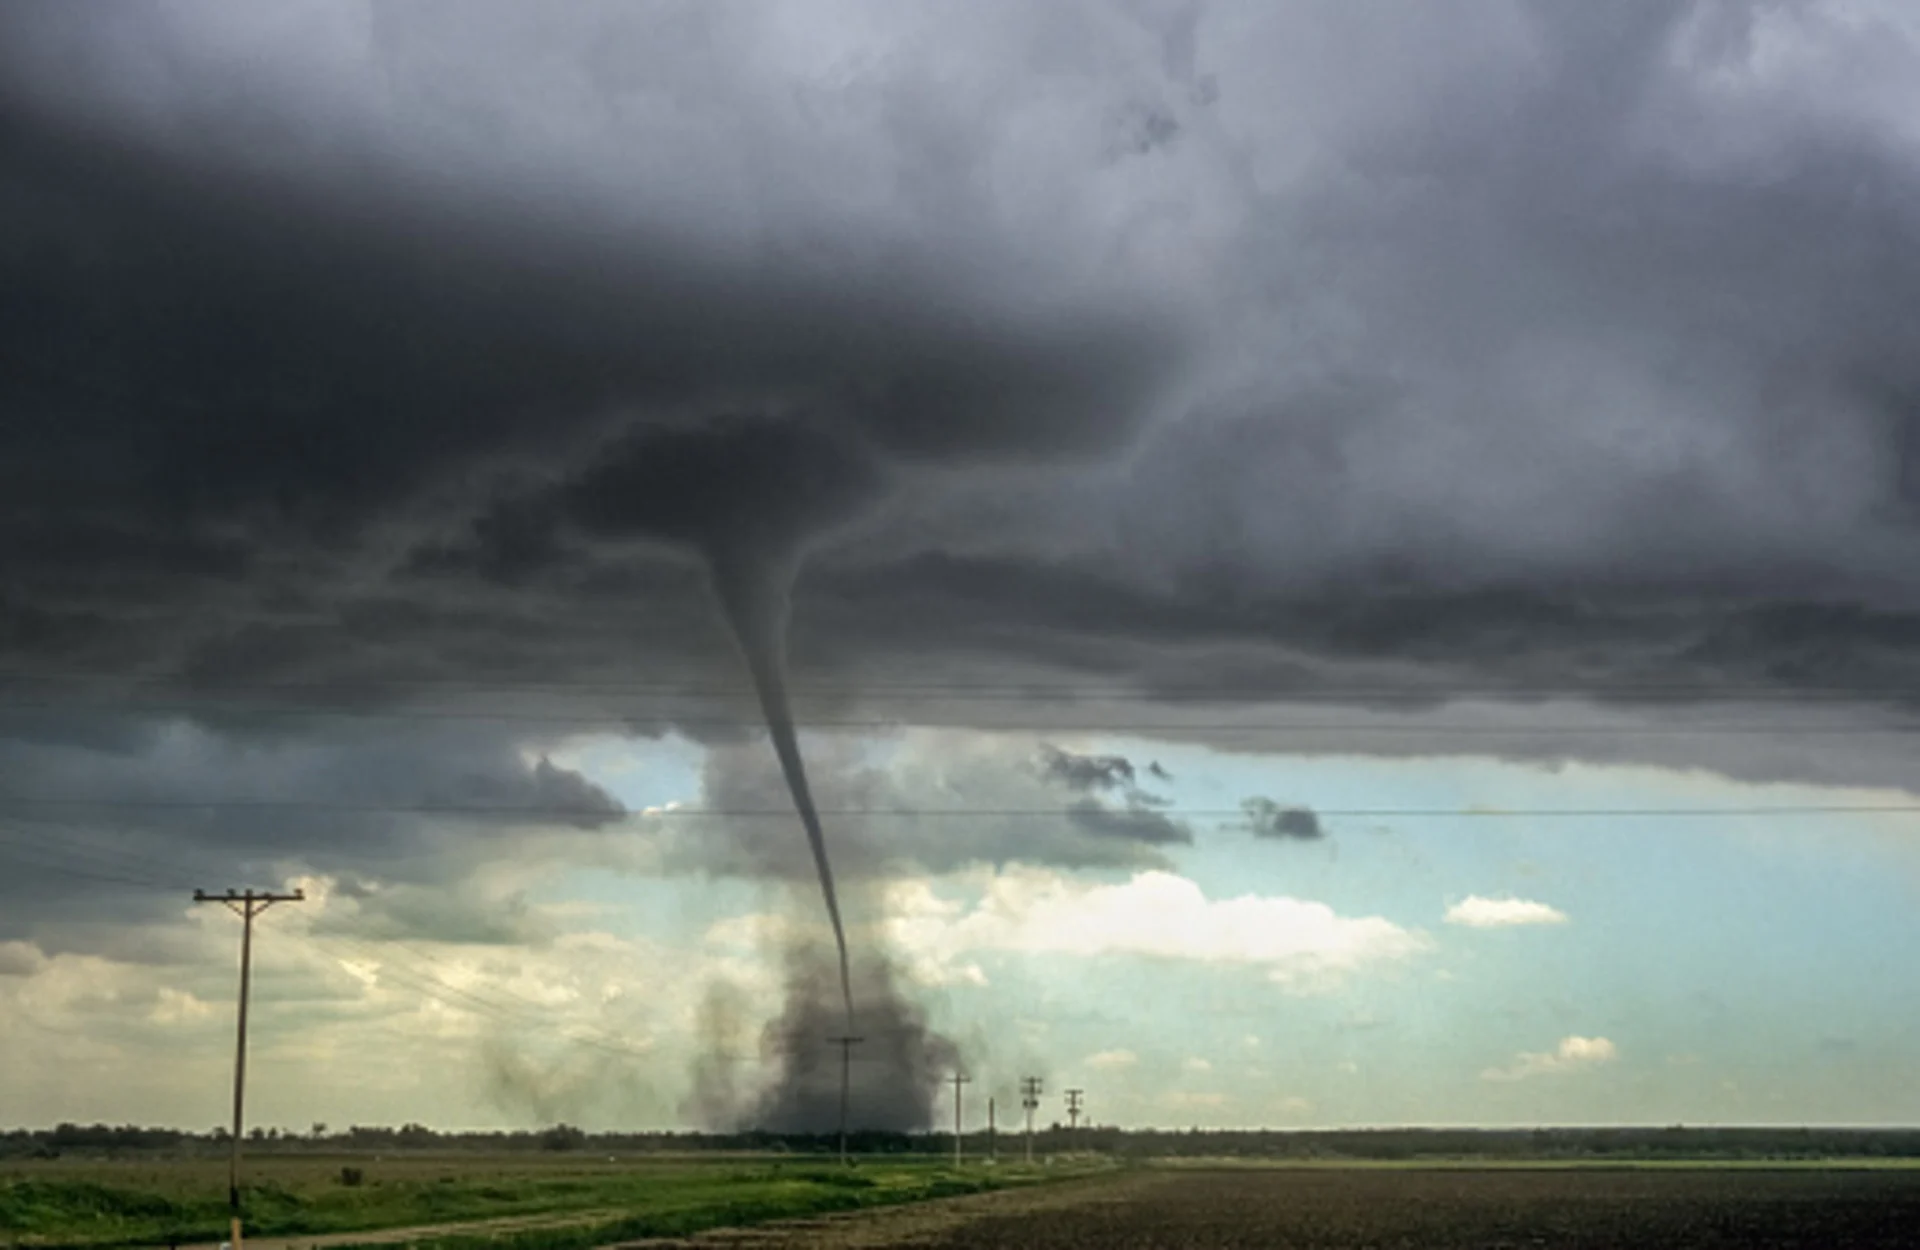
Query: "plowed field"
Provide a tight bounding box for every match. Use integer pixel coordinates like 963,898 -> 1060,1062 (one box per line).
696,1166 -> 1920,1248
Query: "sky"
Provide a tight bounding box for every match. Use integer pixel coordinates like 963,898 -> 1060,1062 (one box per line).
2,0 -> 1920,1133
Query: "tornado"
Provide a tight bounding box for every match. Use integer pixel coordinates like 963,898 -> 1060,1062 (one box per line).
707,548 -> 855,1026
558,415 -> 885,1031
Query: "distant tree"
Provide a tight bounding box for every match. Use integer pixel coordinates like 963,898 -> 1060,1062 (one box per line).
540,1124 -> 587,1152
312,1122 -> 328,1139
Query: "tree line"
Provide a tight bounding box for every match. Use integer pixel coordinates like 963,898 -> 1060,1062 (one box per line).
9,1122 -> 1920,1160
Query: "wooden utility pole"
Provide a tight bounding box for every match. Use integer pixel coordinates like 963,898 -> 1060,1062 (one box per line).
988,1096 -> 997,1161
827,1035 -> 863,1165
195,888 -> 304,1250
1020,1076 -> 1043,1164
1065,1088 -> 1085,1131
948,1071 -> 971,1166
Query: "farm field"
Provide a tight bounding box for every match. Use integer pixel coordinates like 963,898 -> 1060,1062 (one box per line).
767,1166 -> 1920,1250
0,1153 -> 1063,1250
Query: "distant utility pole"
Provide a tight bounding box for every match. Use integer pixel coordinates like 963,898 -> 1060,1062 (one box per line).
827,1035 -> 863,1165
194,887 -> 304,1250
988,1097 -> 997,1161
948,1071 -> 971,1166
1020,1076 -> 1043,1164
1065,1088 -> 1085,1132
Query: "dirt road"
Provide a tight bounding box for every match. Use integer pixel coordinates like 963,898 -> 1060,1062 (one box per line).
177,1208 -> 630,1250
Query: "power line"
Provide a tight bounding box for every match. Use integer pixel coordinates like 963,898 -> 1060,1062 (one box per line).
5,795 -> 1919,819
0,825 -> 685,1063
1020,1076 -> 1043,1165
304,934 -> 662,1061
7,670 -> 1920,701
6,695 -> 1919,734
827,1035 -> 863,1164
194,886 -> 304,1248
949,1070 -> 972,1167
0,824 -> 201,890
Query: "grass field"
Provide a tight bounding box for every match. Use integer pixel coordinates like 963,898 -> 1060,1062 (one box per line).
0,1153 -> 1062,1249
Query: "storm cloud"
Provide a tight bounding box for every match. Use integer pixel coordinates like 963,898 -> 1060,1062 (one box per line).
3,2 -> 1920,949
1236,798 -> 1325,842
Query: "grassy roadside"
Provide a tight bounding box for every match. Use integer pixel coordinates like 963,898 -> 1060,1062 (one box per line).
328,1164 -> 1087,1250
0,1158 -> 1093,1249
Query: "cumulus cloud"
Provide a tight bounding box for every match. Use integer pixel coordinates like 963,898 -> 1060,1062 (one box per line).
884,868 -> 1428,989
1039,747 -> 1139,794
1482,1035 -> 1619,1082
1444,896 -> 1571,928
1086,1048 -> 1139,1070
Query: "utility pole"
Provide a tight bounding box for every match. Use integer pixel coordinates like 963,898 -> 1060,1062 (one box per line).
1020,1076 -> 1043,1164
947,1071 -> 971,1166
195,888 -> 304,1250
1065,1088 -> 1084,1132
988,1097 -> 997,1161
827,1035 -> 863,1165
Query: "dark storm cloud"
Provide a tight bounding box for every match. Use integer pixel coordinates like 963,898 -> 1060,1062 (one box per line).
1065,798 -> 1194,847
1038,746 -> 1138,793
0,715 -> 622,946
1236,797 -> 1324,842
1031,744 -> 1189,845
2,0 -> 1920,929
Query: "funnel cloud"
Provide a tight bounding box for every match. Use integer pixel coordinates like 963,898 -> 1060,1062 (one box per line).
562,416 -> 888,1024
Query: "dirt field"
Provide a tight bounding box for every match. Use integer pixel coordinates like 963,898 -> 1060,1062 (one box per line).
664,1166 -> 1920,1249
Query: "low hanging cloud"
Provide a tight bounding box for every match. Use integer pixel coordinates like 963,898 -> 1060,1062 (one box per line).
1235,797 -> 1325,841
647,730 -> 1193,883
1039,746 -> 1139,794
884,868 -> 1428,990
1482,1035 -> 1619,1082
1064,798 -> 1192,846
1444,896 -> 1571,928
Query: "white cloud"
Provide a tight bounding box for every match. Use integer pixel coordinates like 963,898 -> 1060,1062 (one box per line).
1164,1091 -> 1226,1111
885,869 -> 1428,990
1445,896 -> 1570,928
1482,1035 -> 1619,1082
148,988 -> 214,1027
1183,1057 -> 1212,1074
1087,1048 -> 1139,1071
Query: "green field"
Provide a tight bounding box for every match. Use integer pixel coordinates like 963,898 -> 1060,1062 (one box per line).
0,1153 -> 1066,1249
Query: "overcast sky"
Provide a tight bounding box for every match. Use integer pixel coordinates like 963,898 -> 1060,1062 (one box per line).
3,0 -> 1920,1132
